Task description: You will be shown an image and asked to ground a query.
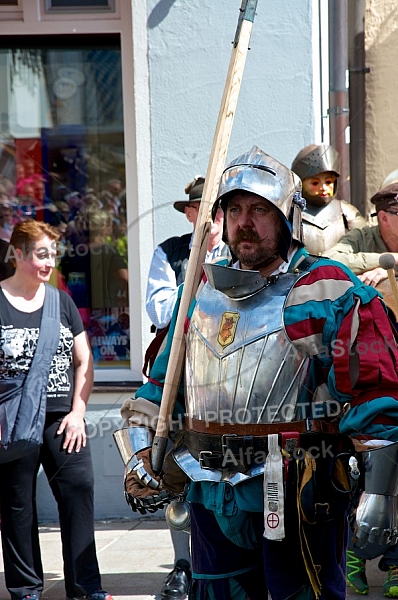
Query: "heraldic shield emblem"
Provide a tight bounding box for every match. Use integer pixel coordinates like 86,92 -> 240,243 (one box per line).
217,311 -> 240,347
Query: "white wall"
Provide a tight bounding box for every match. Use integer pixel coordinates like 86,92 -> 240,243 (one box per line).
145,0 -> 318,247
364,1 -> 398,205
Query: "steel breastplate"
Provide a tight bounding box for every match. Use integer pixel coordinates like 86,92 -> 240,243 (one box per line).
185,270 -> 309,426
174,267 -> 312,485
302,199 -> 346,255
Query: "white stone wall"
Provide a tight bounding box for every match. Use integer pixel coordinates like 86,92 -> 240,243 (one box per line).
145,0 -> 318,247
365,1 -> 398,208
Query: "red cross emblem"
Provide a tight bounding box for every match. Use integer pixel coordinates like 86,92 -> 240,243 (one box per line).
266,512 -> 280,528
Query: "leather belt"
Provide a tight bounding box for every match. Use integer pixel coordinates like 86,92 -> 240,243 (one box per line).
184,430 -> 270,471
183,427 -> 342,472
186,417 -> 340,436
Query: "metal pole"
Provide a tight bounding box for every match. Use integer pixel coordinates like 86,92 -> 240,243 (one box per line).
328,0 -> 351,203
348,0 -> 368,216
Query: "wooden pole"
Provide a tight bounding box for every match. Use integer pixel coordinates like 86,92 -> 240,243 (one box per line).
151,0 -> 259,474
379,254 -> 398,319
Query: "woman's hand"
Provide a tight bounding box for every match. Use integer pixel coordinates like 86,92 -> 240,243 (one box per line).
57,411 -> 87,453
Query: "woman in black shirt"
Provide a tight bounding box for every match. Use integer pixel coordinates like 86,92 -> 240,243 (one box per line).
0,220 -> 112,600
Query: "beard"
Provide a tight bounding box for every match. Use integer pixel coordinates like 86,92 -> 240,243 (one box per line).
229,228 -> 280,268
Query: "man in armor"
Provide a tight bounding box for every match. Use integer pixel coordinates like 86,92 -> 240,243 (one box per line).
291,143 -> 366,255
120,147 -> 398,600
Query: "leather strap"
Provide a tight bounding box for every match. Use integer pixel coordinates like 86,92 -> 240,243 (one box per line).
186,417 -> 340,436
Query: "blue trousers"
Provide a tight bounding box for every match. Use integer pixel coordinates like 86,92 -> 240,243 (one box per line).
189,502 -> 348,600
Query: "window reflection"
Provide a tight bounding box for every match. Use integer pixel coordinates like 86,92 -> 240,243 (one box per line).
0,36 -> 129,370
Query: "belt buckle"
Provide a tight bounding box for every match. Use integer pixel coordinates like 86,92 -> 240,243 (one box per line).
221,433 -> 237,455
198,450 -> 213,469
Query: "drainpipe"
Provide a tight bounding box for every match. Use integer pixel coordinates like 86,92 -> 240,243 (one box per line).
348,0 -> 368,217
328,0 -> 350,203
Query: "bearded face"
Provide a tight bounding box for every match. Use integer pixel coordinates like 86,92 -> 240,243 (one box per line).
225,193 -> 284,269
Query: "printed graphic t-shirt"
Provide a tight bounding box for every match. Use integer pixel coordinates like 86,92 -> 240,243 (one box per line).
0,287 -> 84,412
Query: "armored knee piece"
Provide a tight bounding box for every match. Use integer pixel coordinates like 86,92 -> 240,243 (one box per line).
354,442 -> 398,552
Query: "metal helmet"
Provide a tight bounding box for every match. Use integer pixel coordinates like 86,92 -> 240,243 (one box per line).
291,143 -> 340,201
214,146 -> 305,262
381,169 -> 398,189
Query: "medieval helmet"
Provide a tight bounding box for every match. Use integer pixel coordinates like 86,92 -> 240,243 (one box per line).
213,146 -> 305,262
291,143 -> 340,201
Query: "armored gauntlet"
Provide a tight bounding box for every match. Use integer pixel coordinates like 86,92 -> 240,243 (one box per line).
113,426 -> 173,514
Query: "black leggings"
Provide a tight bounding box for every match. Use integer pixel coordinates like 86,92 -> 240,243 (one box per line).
0,413 -> 102,598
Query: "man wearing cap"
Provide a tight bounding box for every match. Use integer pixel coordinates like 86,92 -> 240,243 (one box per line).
324,182 -> 398,288
146,176 -> 230,331
120,147 -> 398,599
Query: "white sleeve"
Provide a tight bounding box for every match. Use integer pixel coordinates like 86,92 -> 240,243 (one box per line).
145,245 -> 179,329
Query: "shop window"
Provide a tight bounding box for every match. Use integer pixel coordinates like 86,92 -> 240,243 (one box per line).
0,34 -> 129,371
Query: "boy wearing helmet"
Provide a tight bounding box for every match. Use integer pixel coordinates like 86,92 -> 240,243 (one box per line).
121,147 -> 398,600
291,143 -> 366,255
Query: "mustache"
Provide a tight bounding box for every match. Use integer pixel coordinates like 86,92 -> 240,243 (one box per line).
233,228 -> 262,244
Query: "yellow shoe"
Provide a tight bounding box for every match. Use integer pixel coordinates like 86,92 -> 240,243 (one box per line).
384,566 -> 398,598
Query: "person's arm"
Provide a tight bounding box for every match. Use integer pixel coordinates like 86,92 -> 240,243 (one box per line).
323,228 -> 383,274
284,257 -> 398,439
57,330 -> 94,453
116,267 -> 128,282
146,245 -> 179,329
115,267 -> 129,304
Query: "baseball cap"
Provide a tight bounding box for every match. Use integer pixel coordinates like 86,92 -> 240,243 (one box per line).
370,182 -> 398,217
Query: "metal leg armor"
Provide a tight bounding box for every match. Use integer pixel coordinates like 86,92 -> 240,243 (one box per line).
354,442 -> 398,553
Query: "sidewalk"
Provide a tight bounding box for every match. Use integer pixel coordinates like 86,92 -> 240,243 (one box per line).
0,518 -> 176,600
0,517 -> 389,599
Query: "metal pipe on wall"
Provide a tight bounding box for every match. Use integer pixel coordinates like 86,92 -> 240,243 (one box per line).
348,0 -> 368,217
328,0 -> 351,203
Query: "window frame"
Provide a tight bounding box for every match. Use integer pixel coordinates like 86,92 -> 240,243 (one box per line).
43,0 -> 115,15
